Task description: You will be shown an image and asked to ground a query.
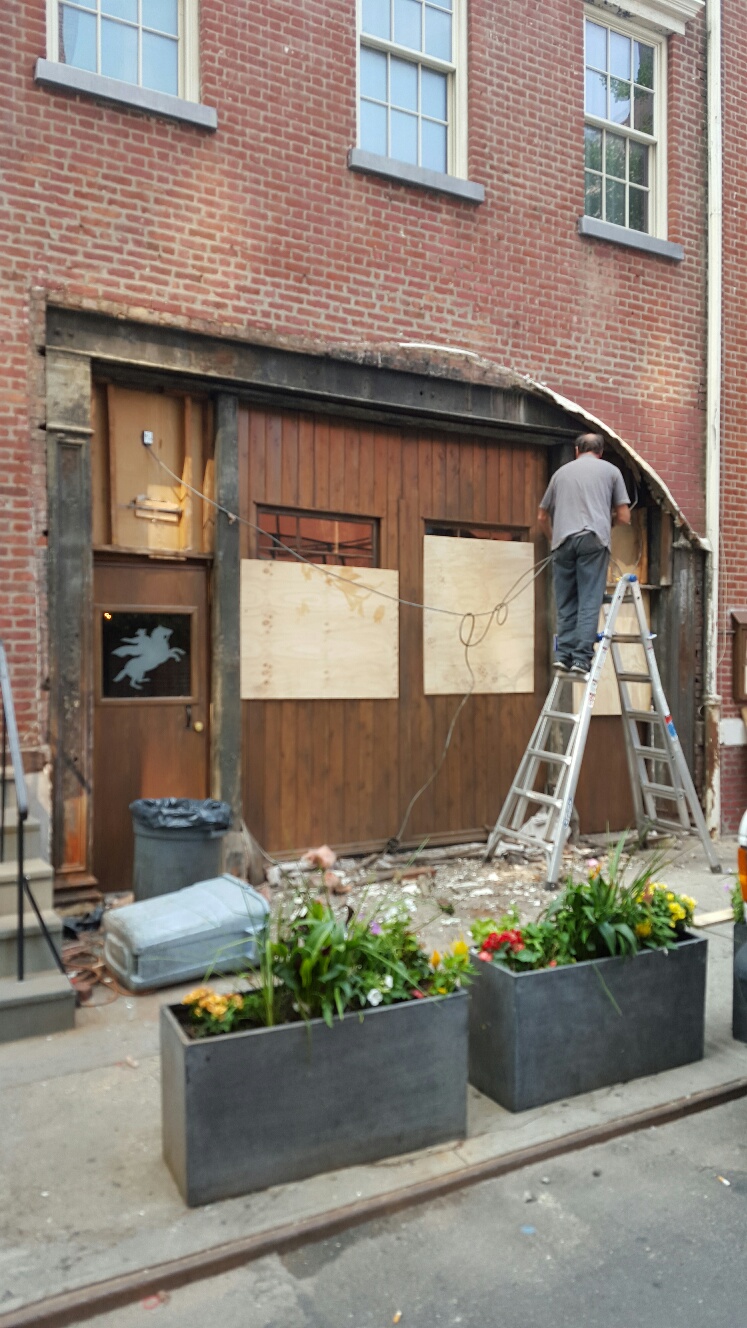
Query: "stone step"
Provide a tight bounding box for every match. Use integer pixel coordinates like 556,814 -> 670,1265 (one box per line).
0,812 -> 43,864
0,857 -> 54,917
0,909 -> 65,980
0,972 -> 76,1043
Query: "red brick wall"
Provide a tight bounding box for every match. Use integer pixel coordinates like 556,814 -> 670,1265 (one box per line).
0,1 -> 709,760
719,1 -> 747,829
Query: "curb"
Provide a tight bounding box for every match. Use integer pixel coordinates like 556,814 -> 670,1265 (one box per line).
5,1075 -> 747,1328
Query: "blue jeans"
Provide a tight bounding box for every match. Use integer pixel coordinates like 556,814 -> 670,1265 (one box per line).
553,532 -> 609,669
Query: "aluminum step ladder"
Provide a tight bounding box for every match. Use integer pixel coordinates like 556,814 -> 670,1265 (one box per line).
485,574 -> 721,885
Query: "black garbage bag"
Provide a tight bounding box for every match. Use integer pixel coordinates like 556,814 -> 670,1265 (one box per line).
129,798 -> 232,832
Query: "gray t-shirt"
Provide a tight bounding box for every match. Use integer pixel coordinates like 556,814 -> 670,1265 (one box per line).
539,455 -> 630,550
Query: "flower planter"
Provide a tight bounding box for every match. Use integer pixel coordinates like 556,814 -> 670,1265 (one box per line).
733,922 -> 747,1043
161,989 -> 468,1206
468,934 -> 707,1113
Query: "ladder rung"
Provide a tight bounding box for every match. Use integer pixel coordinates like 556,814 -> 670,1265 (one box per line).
616,671 -> 651,683
527,747 -> 572,766
611,633 -> 647,643
625,709 -> 658,723
509,788 -> 562,809
641,782 -> 685,801
634,745 -> 669,760
495,826 -> 552,851
650,817 -> 693,833
544,709 -> 579,723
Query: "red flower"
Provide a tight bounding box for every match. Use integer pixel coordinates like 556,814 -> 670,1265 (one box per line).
548,959 -> 557,968
412,988 -> 425,998
478,950 -> 493,962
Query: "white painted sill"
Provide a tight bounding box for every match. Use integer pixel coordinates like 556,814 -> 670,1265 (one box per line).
35,59 -> 217,131
348,148 -> 484,203
578,216 -> 684,262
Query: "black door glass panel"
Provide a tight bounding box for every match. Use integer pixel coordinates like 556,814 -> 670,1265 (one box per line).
101,611 -> 192,698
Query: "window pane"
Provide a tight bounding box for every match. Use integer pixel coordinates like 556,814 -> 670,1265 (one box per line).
361,47 -> 387,101
605,177 -> 625,226
585,20 -> 607,70
59,6 -> 96,71
422,118 -> 447,172
424,7 -> 451,60
101,17 -> 138,82
362,0 -> 390,40
422,67 -> 447,120
102,0 -> 138,19
63,0 -> 94,8
605,132 -> 626,180
609,31 -> 630,80
360,99 -> 387,155
634,41 -> 654,90
629,140 -> 649,186
634,88 -> 654,135
629,186 -> 649,233
391,108 -> 418,163
391,57 -> 417,110
584,125 -> 602,171
610,78 -> 630,125
142,31 -> 178,94
142,0 -> 179,36
394,0 -> 422,52
585,172 -> 603,219
585,69 -> 607,118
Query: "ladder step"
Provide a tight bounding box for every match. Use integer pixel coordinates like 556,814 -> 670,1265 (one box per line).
624,709 -> 658,723
616,671 -> 652,683
509,788 -> 563,809
527,747 -> 572,766
634,745 -> 669,760
611,633 -> 648,643
544,709 -> 579,723
649,817 -> 693,833
494,826 -> 553,851
641,782 -> 686,802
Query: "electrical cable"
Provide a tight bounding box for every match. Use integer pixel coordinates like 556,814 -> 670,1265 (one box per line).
145,446 -> 553,846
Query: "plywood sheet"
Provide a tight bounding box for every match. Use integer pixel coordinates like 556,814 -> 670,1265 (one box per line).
240,560 -> 399,700
423,536 -> 535,695
575,593 -> 652,717
607,509 -> 648,586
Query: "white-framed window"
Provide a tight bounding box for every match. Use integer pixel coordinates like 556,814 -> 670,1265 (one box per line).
583,10 -> 667,238
357,0 -> 467,178
46,0 -> 199,101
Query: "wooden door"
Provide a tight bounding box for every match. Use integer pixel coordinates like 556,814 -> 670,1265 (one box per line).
93,556 -> 210,894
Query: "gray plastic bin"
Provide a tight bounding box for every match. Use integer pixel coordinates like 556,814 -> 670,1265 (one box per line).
130,798 -> 231,900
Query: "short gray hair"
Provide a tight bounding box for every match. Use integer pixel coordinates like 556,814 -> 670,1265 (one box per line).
576,433 -> 604,456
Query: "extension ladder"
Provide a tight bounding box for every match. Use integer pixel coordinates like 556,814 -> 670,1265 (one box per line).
485,574 -> 721,885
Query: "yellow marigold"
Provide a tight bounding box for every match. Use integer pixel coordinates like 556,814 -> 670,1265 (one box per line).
668,903 -> 686,922
682,895 -> 696,910
430,949 -> 442,969
183,987 -> 213,1006
635,920 -> 652,938
666,892 -> 675,902
451,938 -> 469,958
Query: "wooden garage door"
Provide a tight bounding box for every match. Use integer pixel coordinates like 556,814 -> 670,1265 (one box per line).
238,409 -> 558,855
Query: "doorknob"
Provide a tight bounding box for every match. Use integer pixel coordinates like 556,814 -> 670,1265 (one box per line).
194,720 -> 204,733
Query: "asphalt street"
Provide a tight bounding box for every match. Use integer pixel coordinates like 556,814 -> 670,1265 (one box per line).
86,1097 -> 747,1328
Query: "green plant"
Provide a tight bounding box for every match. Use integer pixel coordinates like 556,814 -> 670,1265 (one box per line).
732,878 -> 746,925
471,838 -> 696,973
182,891 -> 474,1038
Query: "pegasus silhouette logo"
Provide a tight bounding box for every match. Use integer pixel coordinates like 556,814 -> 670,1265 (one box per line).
111,625 -> 185,691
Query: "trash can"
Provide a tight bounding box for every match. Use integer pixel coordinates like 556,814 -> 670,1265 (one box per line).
130,798 -> 232,900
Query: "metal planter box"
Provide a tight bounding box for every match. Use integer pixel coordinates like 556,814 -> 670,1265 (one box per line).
161,990 -> 468,1206
468,935 -> 707,1113
733,922 -> 747,1043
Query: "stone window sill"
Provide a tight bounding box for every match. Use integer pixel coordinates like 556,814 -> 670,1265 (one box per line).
348,148 -> 484,204
578,216 -> 683,262
35,59 -> 217,131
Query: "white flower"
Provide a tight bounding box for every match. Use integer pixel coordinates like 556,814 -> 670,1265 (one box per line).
382,975 -> 394,989
366,988 -> 383,1006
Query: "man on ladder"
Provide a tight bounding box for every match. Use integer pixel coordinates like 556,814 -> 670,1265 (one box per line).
537,432 -> 631,679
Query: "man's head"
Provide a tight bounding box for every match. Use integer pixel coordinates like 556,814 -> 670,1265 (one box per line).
575,432 -> 604,458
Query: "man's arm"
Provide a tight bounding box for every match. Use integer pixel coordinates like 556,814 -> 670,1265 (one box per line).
537,506 -> 552,541
612,503 -> 631,527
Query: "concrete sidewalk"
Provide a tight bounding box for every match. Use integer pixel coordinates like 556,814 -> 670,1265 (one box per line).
1,838 -> 745,1323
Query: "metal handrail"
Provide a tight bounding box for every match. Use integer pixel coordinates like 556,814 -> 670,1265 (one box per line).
0,641 -> 65,981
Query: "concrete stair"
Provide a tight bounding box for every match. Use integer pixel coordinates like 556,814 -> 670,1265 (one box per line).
1,772 -> 75,1041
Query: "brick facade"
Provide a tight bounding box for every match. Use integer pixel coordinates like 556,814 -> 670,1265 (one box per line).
0,4 -> 717,807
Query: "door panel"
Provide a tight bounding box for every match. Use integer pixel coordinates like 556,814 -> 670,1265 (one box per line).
93,557 -> 210,894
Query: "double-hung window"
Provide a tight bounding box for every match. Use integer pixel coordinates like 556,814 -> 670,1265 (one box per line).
583,12 -> 664,238
358,0 -> 466,179
39,0 -> 213,127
